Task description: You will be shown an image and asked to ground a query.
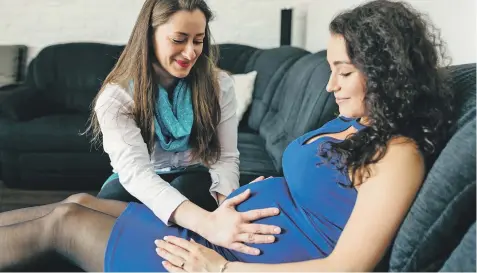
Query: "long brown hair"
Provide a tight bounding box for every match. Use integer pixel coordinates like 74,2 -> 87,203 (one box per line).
86,0 -> 221,166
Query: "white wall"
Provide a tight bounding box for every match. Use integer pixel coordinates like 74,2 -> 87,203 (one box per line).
0,0 -> 312,62
306,0 -> 476,65
0,0 -> 475,65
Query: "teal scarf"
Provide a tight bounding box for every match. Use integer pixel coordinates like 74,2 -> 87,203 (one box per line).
154,80 -> 193,152
130,80 -> 193,152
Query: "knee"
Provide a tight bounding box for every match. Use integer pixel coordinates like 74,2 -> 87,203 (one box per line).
48,203 -> 83,233
52,203 -> 83,220
64,193 -> 95,206
46,203 -> 84,244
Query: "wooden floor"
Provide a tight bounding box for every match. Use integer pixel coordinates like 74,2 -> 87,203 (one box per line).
0,180 -> 97,212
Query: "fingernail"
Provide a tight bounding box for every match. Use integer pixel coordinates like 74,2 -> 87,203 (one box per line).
163,236 -> 168,240
162,261 -> 167,266
274,209 -> 279,214
268,236 -> 274,242
255,249 -> 260,255
154,240 -> 159,245
274,227 -> 281,233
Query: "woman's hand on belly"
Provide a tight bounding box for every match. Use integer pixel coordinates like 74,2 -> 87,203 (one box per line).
197,188 -> 282,255
156,237 -> 228,272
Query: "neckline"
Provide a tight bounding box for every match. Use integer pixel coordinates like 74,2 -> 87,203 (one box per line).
338,116 -> 367,130
301,116 -> 367,146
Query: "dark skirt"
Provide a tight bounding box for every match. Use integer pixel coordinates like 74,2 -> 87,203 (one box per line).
97,166 -> 218,212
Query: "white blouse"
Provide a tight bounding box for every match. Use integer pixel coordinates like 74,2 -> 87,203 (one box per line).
94,71 -> 240,224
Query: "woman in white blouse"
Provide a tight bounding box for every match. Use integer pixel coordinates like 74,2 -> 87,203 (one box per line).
83,0 -> 280,254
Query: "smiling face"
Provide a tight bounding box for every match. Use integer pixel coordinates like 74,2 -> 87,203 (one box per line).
326,34 -> 367,119
152,9 -> 206,79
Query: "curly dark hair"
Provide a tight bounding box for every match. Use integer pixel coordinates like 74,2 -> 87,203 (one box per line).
324,0 -> 455,186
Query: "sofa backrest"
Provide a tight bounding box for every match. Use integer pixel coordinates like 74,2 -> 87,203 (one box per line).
26,43 -> 124,113
218,45 -> 340,172
388,63 -> 476,272
257,51 -> 338,171
218,44 -> 311,132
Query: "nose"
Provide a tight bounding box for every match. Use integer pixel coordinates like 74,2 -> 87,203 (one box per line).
326,73 -> 340,93
182,42 -> 197,60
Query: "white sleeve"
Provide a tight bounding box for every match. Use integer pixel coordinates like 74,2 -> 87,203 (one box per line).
95,84 -> 187,225
208,72 -> 241,202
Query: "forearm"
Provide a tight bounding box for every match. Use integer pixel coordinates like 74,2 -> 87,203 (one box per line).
227,258 -> 334,272
169,200 -> 211,235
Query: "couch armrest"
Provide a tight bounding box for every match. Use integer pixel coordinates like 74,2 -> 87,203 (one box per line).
0,85 -> 51,121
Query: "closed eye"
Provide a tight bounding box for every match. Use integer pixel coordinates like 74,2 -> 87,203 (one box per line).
339,72 -> 352,77
172,39 -> 204,45
172,39 -> 185,44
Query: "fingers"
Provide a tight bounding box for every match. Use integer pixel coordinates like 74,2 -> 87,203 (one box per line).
156,245 -> 186,270
162,236 -> 195,252
250,176 -> 274,183
224,189 -> 251,207
155,239 -> 190,263
250,176 -> 265,183
162,261 -> 186,272
235,233 -> 276,244
229,242 -> 261,256
239,223 -> 281,235
241,207 -> 280,222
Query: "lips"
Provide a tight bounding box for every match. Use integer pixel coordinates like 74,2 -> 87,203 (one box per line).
335,97 -> 350,104
176,60 -> 190,68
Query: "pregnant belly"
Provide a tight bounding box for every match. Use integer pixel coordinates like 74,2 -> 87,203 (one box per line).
224,178 -> 327,263
226,177 -> 290,212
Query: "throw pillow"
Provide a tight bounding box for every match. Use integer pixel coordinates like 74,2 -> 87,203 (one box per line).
231,71 -> 257,122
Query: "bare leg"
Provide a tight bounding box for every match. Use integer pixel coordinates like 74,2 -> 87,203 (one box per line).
0,193 -> 127,226
0,202 -> 117,272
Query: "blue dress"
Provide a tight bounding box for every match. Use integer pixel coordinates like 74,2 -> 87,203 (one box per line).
104,117 -> 366,271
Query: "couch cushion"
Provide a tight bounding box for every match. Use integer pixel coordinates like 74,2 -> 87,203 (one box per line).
0,150 -> 111,190
448,63 -> 476,131
0,85 -> 61,121
218,44 -> 261,74
244,47 -> 310,131
388,63 -> 476,271
237,132 -> 279,177
218,44 -> 310,132
0,114 -> 94,152
389,117 -> 476,271
439,222 -> 476,272
258,50 -> 338,171
27,43 -> 124,113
